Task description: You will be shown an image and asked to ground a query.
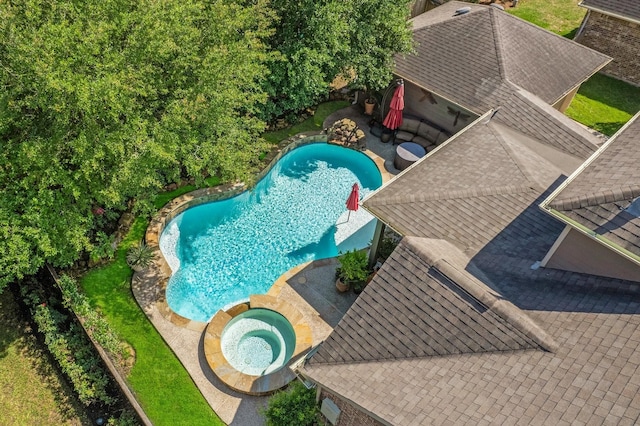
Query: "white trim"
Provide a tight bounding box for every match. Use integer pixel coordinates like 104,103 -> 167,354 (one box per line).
540,225 -> 572,267
578,2 -> 640,25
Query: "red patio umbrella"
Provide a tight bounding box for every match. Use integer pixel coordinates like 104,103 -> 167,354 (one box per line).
383,81 -> 405,131
346,183 -> 359,221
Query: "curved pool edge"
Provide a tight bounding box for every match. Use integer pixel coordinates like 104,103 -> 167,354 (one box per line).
133,132 -> 392,329
203,295 -> 312,395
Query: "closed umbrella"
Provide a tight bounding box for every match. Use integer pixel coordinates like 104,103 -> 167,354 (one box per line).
346,183 -> 359,221
383,81 -> 404,131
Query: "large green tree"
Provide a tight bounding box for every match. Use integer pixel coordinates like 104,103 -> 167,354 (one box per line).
261,0 -> 413,120
0,0 -> 273,289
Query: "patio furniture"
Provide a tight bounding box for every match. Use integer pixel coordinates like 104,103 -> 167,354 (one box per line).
394,117 -> 450,152
394,142 -> 426,170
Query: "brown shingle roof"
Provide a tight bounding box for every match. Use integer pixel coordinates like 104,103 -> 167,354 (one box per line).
580,0 -> 640,22
542,113 -> 640,260
396,1 -> 610,159
303,112 -> 640,426
363,119 -> 573,254
308,237 -> 556,366
304,287 -> 640,425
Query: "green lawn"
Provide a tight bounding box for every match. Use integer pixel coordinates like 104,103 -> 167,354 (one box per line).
79,100 -> 351,425
508,0 -> 586,38
81,217 -> 223,426
566,73 -> 640,136
0,291 -> 87,425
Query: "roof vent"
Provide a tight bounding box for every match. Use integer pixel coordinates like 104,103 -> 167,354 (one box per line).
453,7 -> 471,16
625,198 -> 640,217
490,3 -> 505,10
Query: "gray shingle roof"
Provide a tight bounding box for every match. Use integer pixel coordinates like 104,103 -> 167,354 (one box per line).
308,237 -> 556,366
304,285 -> 640,425
396,1 -> 610,159
302,113 -> 640,426
580,0 -> 640,22
542,113 -> 640,260
363,119 -> 573,255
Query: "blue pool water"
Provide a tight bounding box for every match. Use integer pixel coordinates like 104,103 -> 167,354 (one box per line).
160,143 -> 382,322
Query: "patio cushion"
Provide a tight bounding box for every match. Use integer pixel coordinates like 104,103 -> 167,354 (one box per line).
400,118 -> 420,134
434,131 -> 449,145
413,135 -> 435,150
395,130 -> 415,142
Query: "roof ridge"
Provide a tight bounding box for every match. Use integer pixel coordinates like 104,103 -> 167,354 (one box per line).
371,184 -> 539,205
488,7 -> 506,82
403,237 -> 558,353
548,184 -> 640,211
429,258 -> 559,353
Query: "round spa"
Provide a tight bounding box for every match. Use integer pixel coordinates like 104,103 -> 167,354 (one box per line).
204,295 -> 312,395
221,309 -> 295,376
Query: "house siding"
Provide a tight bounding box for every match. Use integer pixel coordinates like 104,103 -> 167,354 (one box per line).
577,11 -> 640,86
542,227 -> 640,283
319,389 -> 386,426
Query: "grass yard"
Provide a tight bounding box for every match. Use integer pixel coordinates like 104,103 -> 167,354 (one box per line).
79,100 -> 351,425
0,291 -> 87,425
508,0 -> 586,38
566,73 -> 640,136
81,213 -> 223,426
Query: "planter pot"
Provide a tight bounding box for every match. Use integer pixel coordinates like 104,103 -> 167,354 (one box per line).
336,278 -> 349,293
364,100 -> 375,115
352,280 -> 366,294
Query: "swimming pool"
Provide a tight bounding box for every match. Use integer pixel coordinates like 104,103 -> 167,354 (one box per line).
160,143 -> 382,322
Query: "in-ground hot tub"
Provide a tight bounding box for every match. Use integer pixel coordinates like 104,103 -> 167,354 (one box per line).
221,308 -> 295,376
204,294 -> 312,395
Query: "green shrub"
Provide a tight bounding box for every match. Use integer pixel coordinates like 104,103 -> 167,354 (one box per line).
126,243 -> 154,271
58,275 -> 128,363
337,250 -> 369,284
376,237 -> 398,262
22,287 -> 114,406
264,381 -> 319,426
91,231 -> 116,262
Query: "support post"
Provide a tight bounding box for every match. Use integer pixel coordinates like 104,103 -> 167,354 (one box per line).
368,220 -> 386,269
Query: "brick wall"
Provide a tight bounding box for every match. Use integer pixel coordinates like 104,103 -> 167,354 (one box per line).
577,12 -> 640,86
319,389 -> 386,426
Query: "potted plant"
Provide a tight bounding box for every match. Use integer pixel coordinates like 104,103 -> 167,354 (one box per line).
336,250 -> 370,293
364,92 -> 376,116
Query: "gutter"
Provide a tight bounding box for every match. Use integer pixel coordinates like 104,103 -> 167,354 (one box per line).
539,112 -> 640,268
578,2 -> 640,25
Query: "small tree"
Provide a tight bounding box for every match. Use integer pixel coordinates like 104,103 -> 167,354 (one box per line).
264,381 -> 319,426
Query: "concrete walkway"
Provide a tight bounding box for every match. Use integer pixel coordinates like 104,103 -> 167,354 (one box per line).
132,104 -> 397,425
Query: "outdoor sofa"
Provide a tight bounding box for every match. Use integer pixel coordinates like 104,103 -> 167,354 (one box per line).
394,117 -> 450,152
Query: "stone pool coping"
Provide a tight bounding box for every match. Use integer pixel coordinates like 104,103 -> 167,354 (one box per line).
203,295 -> 313,395
140,132 -> 391,330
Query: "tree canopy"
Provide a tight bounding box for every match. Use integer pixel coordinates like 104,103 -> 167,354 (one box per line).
0,0 -> 273,288
260,0 -> 413,120
0,0 -> 413,290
